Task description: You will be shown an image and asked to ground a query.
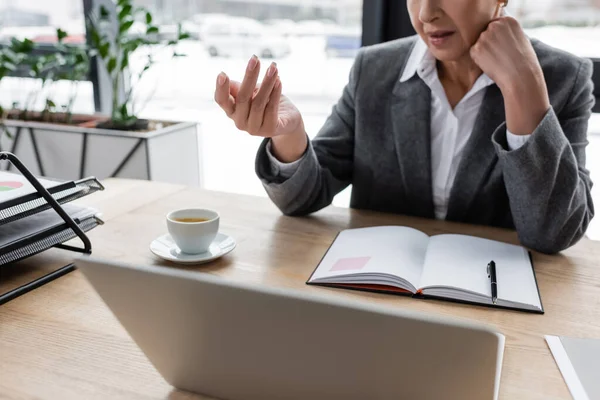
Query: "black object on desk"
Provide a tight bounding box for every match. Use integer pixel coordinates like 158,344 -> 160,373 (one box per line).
0,152 -> 103,306
487,260 -> 498,305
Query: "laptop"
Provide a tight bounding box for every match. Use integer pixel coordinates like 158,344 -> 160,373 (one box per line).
76,256 -> 505,400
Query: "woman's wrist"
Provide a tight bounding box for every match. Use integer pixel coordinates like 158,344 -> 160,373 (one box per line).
500,72 -> 551,136
270,126 -> 308,163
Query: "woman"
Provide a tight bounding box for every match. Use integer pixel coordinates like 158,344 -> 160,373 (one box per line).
214,0 -> 595,254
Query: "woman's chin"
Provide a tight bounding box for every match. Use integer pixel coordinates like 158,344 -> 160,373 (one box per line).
427,47 -> 469,63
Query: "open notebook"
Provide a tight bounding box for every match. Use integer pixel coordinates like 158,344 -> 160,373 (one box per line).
307,226 -> 543,313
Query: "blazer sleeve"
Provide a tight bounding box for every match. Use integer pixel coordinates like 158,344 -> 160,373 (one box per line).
254,50 -> 363,216
492,58 -> 596,254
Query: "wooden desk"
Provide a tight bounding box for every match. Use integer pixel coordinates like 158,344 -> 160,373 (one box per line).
2,178 -> 600,400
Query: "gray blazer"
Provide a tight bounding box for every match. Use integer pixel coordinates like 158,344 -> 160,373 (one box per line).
255,36 -> 596,254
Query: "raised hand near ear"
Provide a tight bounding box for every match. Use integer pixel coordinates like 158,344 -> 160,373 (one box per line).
470,16 -> 551,135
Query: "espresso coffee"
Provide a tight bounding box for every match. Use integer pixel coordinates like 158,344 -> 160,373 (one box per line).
167,208 -> 220,253
174,217 -> 210,223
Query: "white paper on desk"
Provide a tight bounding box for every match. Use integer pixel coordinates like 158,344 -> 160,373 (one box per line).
545,335 -> 600,400
0,203 -> 99,249
0,171 -> 65,203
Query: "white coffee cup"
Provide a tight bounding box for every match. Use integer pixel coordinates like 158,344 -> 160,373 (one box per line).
166,209 -> 220,254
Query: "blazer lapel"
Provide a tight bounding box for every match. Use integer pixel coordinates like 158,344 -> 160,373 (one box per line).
446,85 -> 506,222
391,77 -> 435,219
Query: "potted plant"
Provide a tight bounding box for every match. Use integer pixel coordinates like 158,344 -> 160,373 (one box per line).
3,31 -> 95,125
0,0 -> 201,186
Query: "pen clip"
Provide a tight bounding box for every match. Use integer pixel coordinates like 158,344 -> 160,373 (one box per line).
487,263 -> 491,278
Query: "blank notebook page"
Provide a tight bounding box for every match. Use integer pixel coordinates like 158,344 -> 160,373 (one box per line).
310,226 -> 429,286
420,234 -> 540,308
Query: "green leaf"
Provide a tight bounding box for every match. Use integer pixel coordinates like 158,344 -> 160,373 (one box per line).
118,5 -> 132,21
3,62 -> 16,71
145,12 -> 152,24
112,108 -> 122,121
119,20 -> 134,34
99,5 -> 110,19
11,38 -> 34,53
146,26 -> 159,34
178,33 -> 191,40
3,48 -> 17,61
74,64 -> 89,78
90,28 -> 101,47
117,0 -> 130,6
55,53 -> 66,64
56,28 -> 68,41
46,99 -> 56,108
23,38 -> 34,49
75,52 -> 86,63
99,42 -> 110,58
121,55 -> 129,69
107,57 -> 117,73
120,103 -> 129,119
124,115 -> 138,125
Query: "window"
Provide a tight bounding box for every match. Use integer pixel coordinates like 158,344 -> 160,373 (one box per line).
204,23 -> 233,36
0,0 -> 85,44
505,0 -> 600,238
0,0 -> 93,116
508,0 -> 600,58
507,0 -> 600,116
131,0 -> 363,204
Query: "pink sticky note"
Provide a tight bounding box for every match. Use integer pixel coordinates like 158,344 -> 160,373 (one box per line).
330,256 -> 371,272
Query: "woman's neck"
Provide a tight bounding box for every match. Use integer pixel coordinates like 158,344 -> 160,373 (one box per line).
437,55 -> 484,109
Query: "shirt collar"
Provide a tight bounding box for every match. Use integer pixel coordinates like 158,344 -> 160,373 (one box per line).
399,37 -> 495,89
400,38 -> 431,83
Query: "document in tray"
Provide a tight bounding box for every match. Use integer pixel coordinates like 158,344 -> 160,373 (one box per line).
546,335 -> 600,400
0,171 -> 68,202
307,226 -> 543,313
0,203 -> 100,251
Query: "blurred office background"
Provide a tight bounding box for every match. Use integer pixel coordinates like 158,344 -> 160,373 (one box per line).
0,0 -> 598,233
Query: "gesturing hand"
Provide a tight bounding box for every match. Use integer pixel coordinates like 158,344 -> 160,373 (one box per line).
214,55 -> 304,139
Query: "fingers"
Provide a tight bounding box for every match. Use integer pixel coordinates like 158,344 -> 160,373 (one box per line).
247,62 -> 278,133
229,80 -> 242,98
261,77 -> 282,136
233,55 -> 261,129
214,56 -> 283,137
214,72 -> 235,117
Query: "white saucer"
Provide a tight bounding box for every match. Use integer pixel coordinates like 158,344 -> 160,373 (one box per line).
150,233 -> 236,265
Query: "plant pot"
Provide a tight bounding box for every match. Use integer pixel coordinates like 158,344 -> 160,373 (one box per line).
0,114 -> 202,186
95,119 -> 150,131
